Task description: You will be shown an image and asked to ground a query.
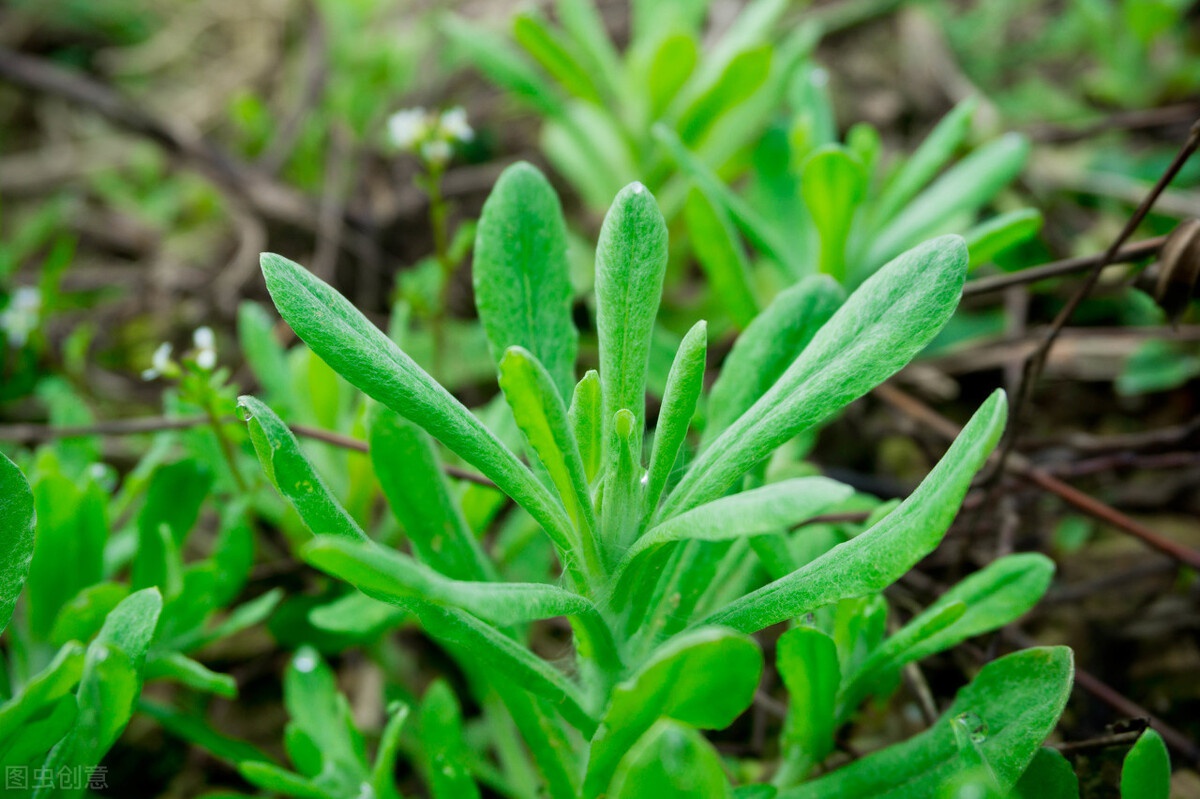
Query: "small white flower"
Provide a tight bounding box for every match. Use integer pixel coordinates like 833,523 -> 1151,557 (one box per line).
193,326 -> 215,350
387,107 -> 429,151
1,286 -> 41,347
439,106 -> 473,143
142,342 -> 174,380
193,326 -> 217,370
293,652 -> 318,673
420,138 -> 453,165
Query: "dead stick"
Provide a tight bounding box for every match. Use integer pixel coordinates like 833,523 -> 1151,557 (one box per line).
989,121 -> 1200,501
873,384 -> 1200,569
962,236 -> 1165,298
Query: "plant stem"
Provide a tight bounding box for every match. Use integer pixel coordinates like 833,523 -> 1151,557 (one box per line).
424,162 -> 454,375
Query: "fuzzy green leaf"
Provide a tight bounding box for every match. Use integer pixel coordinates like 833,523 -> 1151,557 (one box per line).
0,642 -> 85,761
701,390 -> 1006,633
870,134 -> 1029,267
705,275 -> 843,443
0,452 -> 34,635
963,208 -> 1043,269
776,627 -> 841,784
801,146 -> 866,282
609,720 -> 734,799
685,189 -> 760,327
301,537 -> 595,626
413,602 -> 597,734
782,647 -> 1074,798
643,321 -> 707,522
668,236 -> 969,517
256,254 -> 583,583
499,346 -> 596,541
873,97 -> 978,226
1121,729 -> 1170,799
584,627 -> 762,796
238,395 -> 366,544
842,553 -> 1054,716
369,406 -> 492,581
569,370 -> 604,484
595,183 -> 669,452
38,588 -> 163,797
617,477 -> 852,599
420,680 -> 481,799
473,162 -> 578,397
678,44 -> 773,145
1012,748 -> 1079,799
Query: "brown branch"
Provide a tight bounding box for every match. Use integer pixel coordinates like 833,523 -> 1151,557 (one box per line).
0,416 -> 496,488
989,120 -> 1200,502
873,383 -> 1200,569
962,236 -> 1166,298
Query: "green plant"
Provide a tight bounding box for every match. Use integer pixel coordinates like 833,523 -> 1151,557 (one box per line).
444,0 -> 814,221
662,95 -> 1036,327
232,161 -> 1076,797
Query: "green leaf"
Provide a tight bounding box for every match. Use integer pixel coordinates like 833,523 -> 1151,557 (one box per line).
473,162 -> 578,398
584,627 -> 762,796
238,301 -> 293,413
595,183 -> 669,453
643,321 -> 707,523
1121,729 -> 1170,799
40,588 -> 163,796
420,680 -> 481,799
301,537 -> 596,627
705,275 -> 843,443
0,642 -> 85,761
133,459 -> 213,591
171,588 -> 283,654
371,701 -> 410,796
701,390 -> 1006,633
442,16 -> 564,118
411,602 -> 597,735
257,254 -> 585,586
781,647 -> 1074,798
140,700 -> 271,765
616,477 -> 852,600
836,601 -> 967,722
238,395 -> 367,544
846,553 -> 1054,717
775,627 -> 841,785
555,0 -> 623,102
499,346 -> 596,543
0,451 -> 34,634
963,208 -> 1043,269
870,134 -> 1029,267
668,236 -> 970,517
513,12 -> 604,105
569,370 -> 604,484
647,34 -> 698,120
239,761 -> 325,799
609,720 -> 734,798
1011,747 -> 1079,799
873,97 -> 978,227
655,123 -> 799,277
26,469 -> 107,641
685,189 -> 760,327
48,582 -> 128,645
309,592 -> 408,638
677,44 -> 773,146
801,146 -> 867,282
369,406 -> 492,581
144,651 -> 237,698
283,646 -> 369,790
